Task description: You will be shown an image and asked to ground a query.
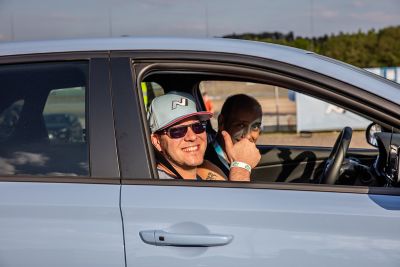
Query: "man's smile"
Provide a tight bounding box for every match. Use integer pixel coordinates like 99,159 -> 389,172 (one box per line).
182,145 -> 200,152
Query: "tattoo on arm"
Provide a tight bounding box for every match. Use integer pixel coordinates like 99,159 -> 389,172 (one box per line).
206,172 -> 218,180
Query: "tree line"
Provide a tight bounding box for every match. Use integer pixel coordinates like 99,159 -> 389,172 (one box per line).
223,26 -> 400,68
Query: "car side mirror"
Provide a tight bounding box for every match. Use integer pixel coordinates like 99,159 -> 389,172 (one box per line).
366,123 -> 382,147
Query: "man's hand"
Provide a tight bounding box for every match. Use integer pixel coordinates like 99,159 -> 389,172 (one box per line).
222,130 -> 261,181
222,130 -> 261,168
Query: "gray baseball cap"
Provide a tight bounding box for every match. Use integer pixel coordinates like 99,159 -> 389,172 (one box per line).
148,91 -> 212,133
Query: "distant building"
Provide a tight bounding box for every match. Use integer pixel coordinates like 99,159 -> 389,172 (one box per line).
295,66 -> 399,132
365,67 -> 400,83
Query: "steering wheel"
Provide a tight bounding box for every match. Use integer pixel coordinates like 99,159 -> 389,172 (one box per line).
320,127 -> 353,184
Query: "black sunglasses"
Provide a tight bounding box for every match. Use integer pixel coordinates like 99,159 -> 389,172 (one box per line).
160,121 -> 207,139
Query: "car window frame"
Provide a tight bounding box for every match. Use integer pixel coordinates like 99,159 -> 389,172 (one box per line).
0,52 -> 120,184
109,51 -> 400,196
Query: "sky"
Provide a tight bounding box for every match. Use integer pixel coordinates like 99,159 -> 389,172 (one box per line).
0,0 -> 399,42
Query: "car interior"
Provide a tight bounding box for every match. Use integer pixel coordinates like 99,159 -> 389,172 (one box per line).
141,71 -> 400,187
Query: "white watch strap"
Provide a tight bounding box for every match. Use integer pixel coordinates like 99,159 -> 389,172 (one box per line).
230,161 -> 251,173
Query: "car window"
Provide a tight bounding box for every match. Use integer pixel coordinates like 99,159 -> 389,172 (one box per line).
140,71 -> 384,186
0,62 -> 89,176
200,80 -> 373,149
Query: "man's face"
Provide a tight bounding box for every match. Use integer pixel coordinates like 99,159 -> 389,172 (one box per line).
221,107 -> 262,143
152,118 -> 207,170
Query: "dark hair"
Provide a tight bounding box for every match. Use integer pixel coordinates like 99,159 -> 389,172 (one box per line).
220,94 -> 261,120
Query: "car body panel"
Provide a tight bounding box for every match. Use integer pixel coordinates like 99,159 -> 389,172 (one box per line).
0,182 -> 125,267
122,185 -> 400,267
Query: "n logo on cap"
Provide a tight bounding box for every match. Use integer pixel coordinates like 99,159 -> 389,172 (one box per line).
171,98 -> 188,109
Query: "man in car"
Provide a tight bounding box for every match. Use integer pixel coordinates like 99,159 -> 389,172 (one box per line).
148,91 -> 260,181
206,94 -> 263,176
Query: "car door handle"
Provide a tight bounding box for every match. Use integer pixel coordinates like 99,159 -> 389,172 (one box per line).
139,230 -> 233,247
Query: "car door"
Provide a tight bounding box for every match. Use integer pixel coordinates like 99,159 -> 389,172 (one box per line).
0,55 -> 124,267
122,184 -> 400,267
112,54 -> 400,267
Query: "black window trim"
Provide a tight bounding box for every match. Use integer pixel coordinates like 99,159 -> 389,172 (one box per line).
110,57 -> 153,179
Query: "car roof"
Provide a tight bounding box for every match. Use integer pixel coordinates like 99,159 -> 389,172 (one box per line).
1,37 -> 399,103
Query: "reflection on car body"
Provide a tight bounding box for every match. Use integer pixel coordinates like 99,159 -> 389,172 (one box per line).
0,37 -> 398,267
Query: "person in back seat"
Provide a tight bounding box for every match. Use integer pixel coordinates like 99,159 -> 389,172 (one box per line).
206,94 -> 263,176
148,91 -> 260,181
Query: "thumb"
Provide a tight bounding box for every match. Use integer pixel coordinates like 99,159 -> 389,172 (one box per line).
221,131 -> 234,161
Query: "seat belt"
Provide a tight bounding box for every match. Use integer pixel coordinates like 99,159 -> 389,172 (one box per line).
154,149 -> 183,179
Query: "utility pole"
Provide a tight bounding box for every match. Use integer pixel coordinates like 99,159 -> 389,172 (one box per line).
108,7 -> 113,37
11,12 -> 15,41
309,0 -> 314,51
205,2 -> 209,37
274,86 -> 280,131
